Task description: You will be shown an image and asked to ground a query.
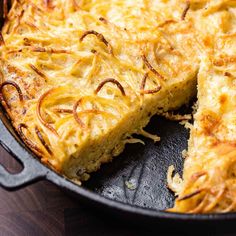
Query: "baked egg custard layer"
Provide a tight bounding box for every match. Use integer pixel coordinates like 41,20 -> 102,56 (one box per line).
2,0 -> 236,214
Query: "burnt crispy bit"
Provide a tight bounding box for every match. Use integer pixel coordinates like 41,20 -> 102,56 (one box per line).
80,30 -> 113,54
181,0 -> 190,21
0,81 -> 23,108
141,55 -> 164,80
224,72 -> 234,77
35,126 -> 53,155
140,73 -> 162,95
95,78 -> 126,96
36,89 -> 59,136
23,38 -> 31,46
18,124 -> 43,154
99,17 -> 108,24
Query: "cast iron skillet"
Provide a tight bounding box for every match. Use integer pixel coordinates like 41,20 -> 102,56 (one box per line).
0,1 -> 236,226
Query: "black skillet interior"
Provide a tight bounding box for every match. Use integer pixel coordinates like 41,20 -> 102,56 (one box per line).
1,0 -> 236,226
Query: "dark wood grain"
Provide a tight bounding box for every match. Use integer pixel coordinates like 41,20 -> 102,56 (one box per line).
0,146 -> 76,236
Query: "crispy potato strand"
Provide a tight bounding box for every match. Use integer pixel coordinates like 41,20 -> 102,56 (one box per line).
158,19 -> 177,28
31,46 -> 70,54
181,1 -> 190,20
95,78 -> 126,96
0,81 -> 23,108
140,73 -> 162,95
29,64 -> 47,81
36,89 -> 59,136
0,32 -> 5,46
54,108 -> 73,114
35,126 -> 53,155
73,98 -> 86,129
80,30 -> 113,54
178,189 -> 204,201
18,124 -> 43,154
141,55 -> 164,80
3,0 -> 8,19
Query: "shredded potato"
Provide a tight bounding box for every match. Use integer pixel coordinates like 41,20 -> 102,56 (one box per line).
167,165 -> 183,195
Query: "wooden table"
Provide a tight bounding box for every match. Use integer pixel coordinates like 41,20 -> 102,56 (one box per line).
0,145 -> 234,236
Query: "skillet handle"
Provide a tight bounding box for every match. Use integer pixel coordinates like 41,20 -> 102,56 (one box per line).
0,156 -> 47,190
0,111 -> 48,190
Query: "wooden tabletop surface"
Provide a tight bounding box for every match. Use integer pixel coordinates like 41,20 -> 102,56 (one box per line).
0,145 -> 235,236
